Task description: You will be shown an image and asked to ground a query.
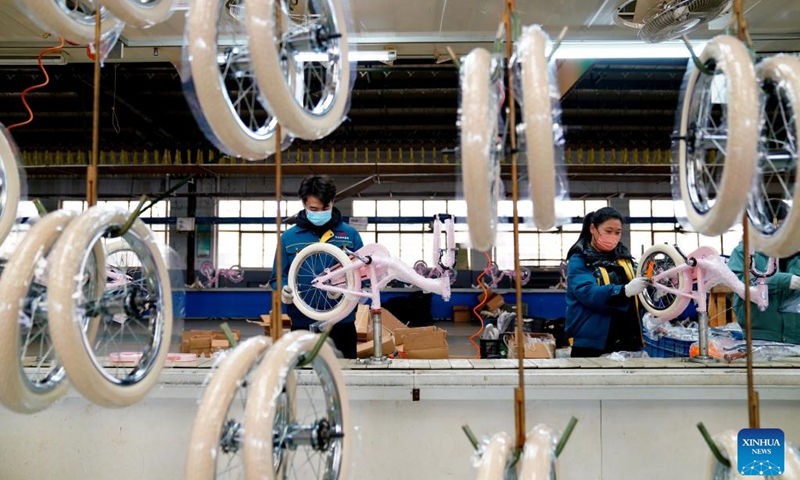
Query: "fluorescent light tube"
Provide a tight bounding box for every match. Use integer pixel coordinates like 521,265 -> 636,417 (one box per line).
552,41 -> 708,59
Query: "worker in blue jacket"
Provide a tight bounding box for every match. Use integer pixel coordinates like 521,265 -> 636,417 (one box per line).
565,207 -> 649,357
270,175 -> 363,358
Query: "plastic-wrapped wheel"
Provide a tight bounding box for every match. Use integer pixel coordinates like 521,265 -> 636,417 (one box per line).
100,0 -> 174,28
674,35 -> 759,236
244,330 -> 350,480
47,206 -> 172,407
0,210 -> 76,413
474,431 -> 513,480
460,48 -> 501,252
18,0 -> 122,44
518,424 -> 560,479
0,127 -> 21,247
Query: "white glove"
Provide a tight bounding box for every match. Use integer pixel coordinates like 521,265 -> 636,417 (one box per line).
624,277 -> 650,297
791,276 -> 800,290
280,285 -> 293,304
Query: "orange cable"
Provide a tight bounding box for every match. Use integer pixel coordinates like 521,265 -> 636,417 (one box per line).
7,37 -> 66,131
468,251 -> 495,358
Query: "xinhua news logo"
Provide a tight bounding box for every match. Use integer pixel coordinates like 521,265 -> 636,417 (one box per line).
738,428 -> 785,476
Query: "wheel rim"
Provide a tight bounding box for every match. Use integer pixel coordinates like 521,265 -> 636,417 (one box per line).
293,248 -> 350,317
75,233 -> 167,386
684,63 -> 731,217
639,250 -> 681,313
51,0 -> 116,28
748,72 -> 798,237
18,281 -> 67,396
270,0 -> 346,122
273,353 -> 346,479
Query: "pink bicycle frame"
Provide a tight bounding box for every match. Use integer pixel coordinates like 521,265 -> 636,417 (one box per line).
310,243 -> 451,314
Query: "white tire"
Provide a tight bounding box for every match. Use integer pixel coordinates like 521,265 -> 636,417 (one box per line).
19,0 -> 123,44
288,242 -> 360,322
749,55 -> 800,258
676,35 -> 759,236
244,330 -> 350,480
99,0 -> 174,28
518,424 -> 559,479
184,0 -> 285,159
475,431 -> 513,480
246,0 -> 351,140
518,26 -> 559,230
0,210 -> 76,413
637,244 -> 693,321
186,336 -> 271,480
460,48 -> 500,252
47,206 -> 172,407
0,127 -> 20,247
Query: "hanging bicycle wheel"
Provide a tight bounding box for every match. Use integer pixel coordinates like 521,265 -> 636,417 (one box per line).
0,210 -> 77,414
747,55 -> 800,258
674,35 -> 759,236
100,0 -> 174,28
288,242 -> 360,323
518,424 -> 560,479
244,330 -> 350,480
460,48 -> 502,252
637,244 -> 693,320
0,127 -> 20,247
517,25 -> 564,231
47,206 -> 172,407
184,0 -> 289,160
246,0 -> 351,140
474,431 -> 513,480
20,0 -> 123,44
186,336 -> 273,480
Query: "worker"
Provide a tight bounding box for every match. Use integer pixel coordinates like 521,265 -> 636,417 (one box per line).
564,207 -> 649,357
728,200 -> 800,344
270,175 -> 363,358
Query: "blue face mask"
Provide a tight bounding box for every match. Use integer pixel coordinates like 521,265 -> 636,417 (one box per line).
306,209 -> 332,226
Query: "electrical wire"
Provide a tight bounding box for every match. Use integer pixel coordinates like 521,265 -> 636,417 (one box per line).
7,37 -> 66,131
468,251 -> 495,358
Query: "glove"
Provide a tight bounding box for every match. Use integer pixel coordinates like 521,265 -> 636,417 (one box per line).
791,276 -> 800,290
280,285 -> 293,304
624,277 -> 650,297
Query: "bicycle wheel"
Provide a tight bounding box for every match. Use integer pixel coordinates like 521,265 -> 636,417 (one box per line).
186,335 -> 272,480
414,260 -> 429,276
0,127 -> 20,247
246,0 -> 351,140
637,244 -> 693,320
19,0 -> 122,44
748,55 -> 800,258
518,424 -> 559,479
517,25 -> 561,230
47,206 -> 172,407
674,35 -> 759,236
100,0 -> 174,28
707,430 -> 750,479
460,48 -> 501,252
288,242 -> 360,323
474,431 -> 513,480
244,330 -> 350,480
184,0 -> 288,160
0,210 -> 76,413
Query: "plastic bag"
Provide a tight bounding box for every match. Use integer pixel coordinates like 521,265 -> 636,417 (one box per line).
601,351 -> 650,361
780,290 -> 800,314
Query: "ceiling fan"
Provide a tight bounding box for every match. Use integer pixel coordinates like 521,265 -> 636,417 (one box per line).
614,0 -> 731,43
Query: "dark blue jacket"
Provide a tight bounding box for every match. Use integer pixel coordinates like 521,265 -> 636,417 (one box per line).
565,252 -> 637,350
271,213 -> 363,327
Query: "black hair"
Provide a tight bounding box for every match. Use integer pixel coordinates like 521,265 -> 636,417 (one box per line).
298,175 -> 337,207
566,207 -> 625,260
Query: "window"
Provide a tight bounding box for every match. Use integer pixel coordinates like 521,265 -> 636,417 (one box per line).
215,199 -> 302,268
60,199 -> 170,246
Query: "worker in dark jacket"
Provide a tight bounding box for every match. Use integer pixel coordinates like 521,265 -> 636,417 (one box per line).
270,175 -> 363,358
565,207 -> 648,357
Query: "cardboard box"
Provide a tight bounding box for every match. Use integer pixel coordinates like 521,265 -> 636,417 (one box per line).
246,314 -> 292,336
393,326 -> 449,359
357,328 -> 395,358
453,305 -> 470,323
478,289 -> 505,312
506,333 -> 555,359
180,329 -> 241,353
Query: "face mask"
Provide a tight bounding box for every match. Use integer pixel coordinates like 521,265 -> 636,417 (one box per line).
594,232 -> 619,252
306,209 -> 332,226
